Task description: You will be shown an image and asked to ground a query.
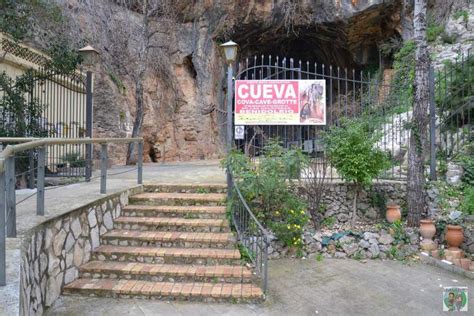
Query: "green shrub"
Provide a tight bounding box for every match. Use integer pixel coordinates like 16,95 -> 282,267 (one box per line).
223,140 -> 309,249
460,187 -> 474,215
323,117 -> 390,226
62,152 -> 86,168
427,24 -> 444,42
453,10 -> 469,24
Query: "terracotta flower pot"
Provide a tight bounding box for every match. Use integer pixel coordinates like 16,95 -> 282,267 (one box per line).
386,204 -> 401,223
445,225 -> 464,250
420,219 -> 436,239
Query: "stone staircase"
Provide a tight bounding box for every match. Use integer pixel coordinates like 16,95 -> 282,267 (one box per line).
63,184 -> 264,302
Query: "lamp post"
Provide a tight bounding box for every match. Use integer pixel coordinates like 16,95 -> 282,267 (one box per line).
220,40 -> 238,198
78,45 -> 99,182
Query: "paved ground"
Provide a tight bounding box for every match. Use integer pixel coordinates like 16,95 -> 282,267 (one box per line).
46,258 -> 474,316
15,160 -> 225,235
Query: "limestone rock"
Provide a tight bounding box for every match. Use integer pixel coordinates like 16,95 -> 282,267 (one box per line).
378,233 -> 394,245
342,243 -> 359,256
52,230 -> 67,257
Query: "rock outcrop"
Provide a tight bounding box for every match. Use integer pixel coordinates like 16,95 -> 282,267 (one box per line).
28,0 -> 460,163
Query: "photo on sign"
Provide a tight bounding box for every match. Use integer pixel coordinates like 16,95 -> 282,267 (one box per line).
234,80 -> 326,125
299,81 -> 325,124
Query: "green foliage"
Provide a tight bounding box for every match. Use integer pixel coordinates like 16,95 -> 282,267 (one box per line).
453,10 -> 469,24
460,187 -> 474,215
390,220 -> 410,245
427,23 -> 444,42
61,152 -> 86,168
321,216 -> 336,228
456,144 -> 474,186
237,244 -> 253,263
223,140 -> 309,249
0,0 -> 64,40
323,117 -> 390,187
46,42 -> 83,74
314,252 -> 324,262
391,40 -> 416,109
108,71 -> 127,95
0,70 -> 47,137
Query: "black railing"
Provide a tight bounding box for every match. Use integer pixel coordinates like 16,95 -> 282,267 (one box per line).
436,48 -> 474,159
229,170 -> 269,293
224,55 -> 415,181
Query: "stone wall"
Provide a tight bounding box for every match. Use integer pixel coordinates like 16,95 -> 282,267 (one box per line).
317,181 -> 407,224
18,187 -> 142,316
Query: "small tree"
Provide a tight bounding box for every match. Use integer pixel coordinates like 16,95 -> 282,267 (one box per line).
324,118 -> 390,227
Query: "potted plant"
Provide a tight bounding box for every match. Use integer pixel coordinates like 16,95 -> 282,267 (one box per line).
386,203 -> 401,223
445,211 -> 464,250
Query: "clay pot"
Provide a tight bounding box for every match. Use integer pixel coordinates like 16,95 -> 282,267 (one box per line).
445,225 -> 464,250
420,219 -> 436,239
386,204 -> 401,223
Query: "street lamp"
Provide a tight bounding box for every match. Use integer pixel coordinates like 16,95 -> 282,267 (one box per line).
220,40 -> 238,197
220,40 -> 238,64
78,45 -> 99,182
78,45 -> 100,67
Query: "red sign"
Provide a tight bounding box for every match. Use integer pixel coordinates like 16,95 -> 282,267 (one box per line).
235,80 -> 326,125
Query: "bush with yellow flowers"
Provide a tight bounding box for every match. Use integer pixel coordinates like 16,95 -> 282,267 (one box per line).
222,139 -> 309,250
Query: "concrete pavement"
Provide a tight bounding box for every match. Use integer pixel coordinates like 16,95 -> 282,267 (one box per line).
46,258 -> 474,316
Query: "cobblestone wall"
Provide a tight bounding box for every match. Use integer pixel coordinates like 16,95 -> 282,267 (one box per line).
19,187 -> 141,315
317,182 -> 407,224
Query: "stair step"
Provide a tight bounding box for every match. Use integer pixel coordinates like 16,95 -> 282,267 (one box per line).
144,184 -> 227,194
129,193 -> 226,206
114,216 -> 230,232
63,279 -> 263,302
79,261 -> 253,282
93,245 -> 241,265
102,230 -> 235,248
122,205 -> 226,219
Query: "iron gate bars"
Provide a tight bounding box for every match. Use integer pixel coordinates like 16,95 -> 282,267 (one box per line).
232,55 -> 416,181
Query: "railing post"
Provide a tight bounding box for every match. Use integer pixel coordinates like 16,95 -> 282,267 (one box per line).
429,65 -> 437,181
137,141 -> 143,185
85,71 -> 94,182
28,149 -> 35,189
5,157 -> 16,237
100,143 -> 107,194
36,147 -> 45,216
0,169 -> 6,286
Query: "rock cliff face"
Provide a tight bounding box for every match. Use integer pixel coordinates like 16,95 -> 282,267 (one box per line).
32,0 -> 417,163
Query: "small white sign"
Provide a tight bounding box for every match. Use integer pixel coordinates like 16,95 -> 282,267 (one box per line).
235,125 -> 245,140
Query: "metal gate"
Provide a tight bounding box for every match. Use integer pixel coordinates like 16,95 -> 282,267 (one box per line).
229,55 -> 413,180
0,67 -> 93,179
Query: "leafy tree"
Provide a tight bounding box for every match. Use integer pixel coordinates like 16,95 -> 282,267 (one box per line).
323,117 -> 390,227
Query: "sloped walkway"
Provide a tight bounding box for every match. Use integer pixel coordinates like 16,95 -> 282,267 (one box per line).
47,258 -> 474,315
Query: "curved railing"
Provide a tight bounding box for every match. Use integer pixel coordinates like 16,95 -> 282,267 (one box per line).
228,169 -> 270,293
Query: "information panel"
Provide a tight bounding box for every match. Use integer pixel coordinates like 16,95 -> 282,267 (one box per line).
235,80 -> 326,125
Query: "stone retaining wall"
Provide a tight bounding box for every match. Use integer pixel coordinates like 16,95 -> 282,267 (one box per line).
314,182 -> 408,224
19,186 -> 142,316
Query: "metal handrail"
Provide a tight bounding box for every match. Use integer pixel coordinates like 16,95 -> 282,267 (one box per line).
0,137 -> 142,172
0,137 -> 144,286
229,168 -> 270,294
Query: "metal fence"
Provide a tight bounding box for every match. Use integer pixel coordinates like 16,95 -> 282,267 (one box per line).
0,67 -> 93,181
228,55 -> 415,181
0,137 -> 143,286
436,48 -> 473,159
